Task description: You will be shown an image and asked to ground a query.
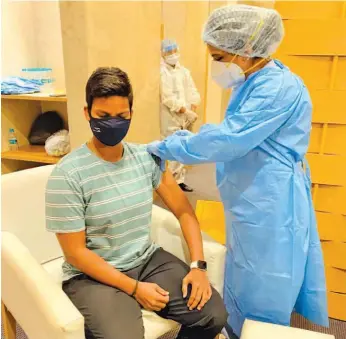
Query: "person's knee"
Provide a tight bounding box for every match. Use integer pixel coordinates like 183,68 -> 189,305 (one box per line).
85,313 -> 144,339
200,293 -> 228,333
209,301 -> 228,333
95,322 -> 144,339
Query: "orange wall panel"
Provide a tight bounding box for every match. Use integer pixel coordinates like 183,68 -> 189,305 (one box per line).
311,91 -> 346,124
279,20 -> 346,56
275,55 -> 332,90
276,1 -> 343,20
335,57 -> 346,90
328,291 -> 346,321
306,154 -> 346,186
309,124 -> 346,155
322,241 -> 346,269
314,186 -> 346,214
195,200 -> 226,245
325,266 -> 346,294
316,212 -> 346,242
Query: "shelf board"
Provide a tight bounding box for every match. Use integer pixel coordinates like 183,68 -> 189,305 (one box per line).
1,93 -> 67,102
1,145 -> 62,164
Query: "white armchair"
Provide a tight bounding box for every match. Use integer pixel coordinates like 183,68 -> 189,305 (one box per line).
1,165 -> 226,339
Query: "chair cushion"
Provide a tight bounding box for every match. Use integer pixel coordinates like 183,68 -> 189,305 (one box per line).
42,258 -> 179,339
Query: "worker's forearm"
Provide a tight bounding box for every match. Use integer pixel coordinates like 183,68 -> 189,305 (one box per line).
66,248 -> 136,295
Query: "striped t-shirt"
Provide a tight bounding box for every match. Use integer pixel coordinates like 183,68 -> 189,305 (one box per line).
46,142 -> 162,281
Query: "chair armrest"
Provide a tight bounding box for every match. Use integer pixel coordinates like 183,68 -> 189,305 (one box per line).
151,205 -> 226,295
241,319 -> 335,339
1,232 -> 85,339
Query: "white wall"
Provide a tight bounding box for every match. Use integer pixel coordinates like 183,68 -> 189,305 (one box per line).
32,2 -> 66,90
1,0 -> 65,90
1,1 -> 37,77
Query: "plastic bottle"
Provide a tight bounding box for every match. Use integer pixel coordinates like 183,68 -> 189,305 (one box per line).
8,128 -> 19,151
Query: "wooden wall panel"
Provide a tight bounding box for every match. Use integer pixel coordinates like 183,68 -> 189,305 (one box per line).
309,124 -> 346,155
314,186 -> 346,214
195,200 -> 226,245
322,241 -> 346,269
317,212 -> 346,242
276,1 -> 343,19
335,57 -> 346,90
279,20 -> 346,56
328,291 -> 346,320
325,267 -> 346,294
311,91 -> 346,124
306,154 -> 346,186
275,55 -> 332,90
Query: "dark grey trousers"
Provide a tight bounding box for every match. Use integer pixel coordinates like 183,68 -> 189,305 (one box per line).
63,248 -> 228,339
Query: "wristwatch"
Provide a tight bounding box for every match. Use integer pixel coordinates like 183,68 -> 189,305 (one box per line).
190,260 -> 207,272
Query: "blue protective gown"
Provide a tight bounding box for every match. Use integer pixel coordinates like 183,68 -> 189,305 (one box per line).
148,60 -> 328,336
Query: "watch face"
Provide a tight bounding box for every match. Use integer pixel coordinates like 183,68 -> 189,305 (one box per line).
198,261 -> 207,270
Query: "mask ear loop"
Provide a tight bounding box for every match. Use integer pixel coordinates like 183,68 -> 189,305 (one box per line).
240,18 -> 272,75
225,54 -> 238,68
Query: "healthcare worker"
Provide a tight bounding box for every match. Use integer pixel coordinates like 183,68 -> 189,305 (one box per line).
160,39 -> 201,192
148,5 -> 328,338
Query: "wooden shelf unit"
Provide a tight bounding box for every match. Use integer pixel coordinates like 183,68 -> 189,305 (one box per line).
1,93 -> 68,173
1,93 -> 67,103
1,145 -> 62,164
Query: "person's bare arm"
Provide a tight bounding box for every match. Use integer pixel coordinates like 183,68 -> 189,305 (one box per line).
156,170 -> 212,310
57,231 -> 136,293
156,171 -> 204,262
57,232 -> 169,311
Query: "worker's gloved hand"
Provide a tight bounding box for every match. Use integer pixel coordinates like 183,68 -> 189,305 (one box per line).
174,129 -> 195,138
147,141 -> 166,172
185,109 -> 198,124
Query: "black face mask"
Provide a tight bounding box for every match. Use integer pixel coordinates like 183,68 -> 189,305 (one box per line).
89,115 -> 131,146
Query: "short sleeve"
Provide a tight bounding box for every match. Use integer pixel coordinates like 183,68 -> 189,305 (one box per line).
150,154 -> 163,189
46,167 -> 85,233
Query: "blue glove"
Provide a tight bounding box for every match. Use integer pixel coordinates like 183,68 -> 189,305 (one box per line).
147,140 -> 161,156
174,129 -> 195,137
147,141 -> 166,171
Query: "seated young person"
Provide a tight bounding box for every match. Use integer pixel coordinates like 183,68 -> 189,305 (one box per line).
46,67 -> 227,339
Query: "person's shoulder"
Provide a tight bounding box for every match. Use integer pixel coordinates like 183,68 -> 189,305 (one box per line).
250,61 -> 306,103
125,142 -> 149,156
54,144 -> 93,177
124,143 -> 154,162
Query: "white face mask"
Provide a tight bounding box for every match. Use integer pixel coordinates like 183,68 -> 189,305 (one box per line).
211,60 -> 245,89
165,53 -> 180,66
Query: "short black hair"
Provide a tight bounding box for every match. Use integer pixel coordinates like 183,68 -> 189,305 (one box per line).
86,67 -> 133,111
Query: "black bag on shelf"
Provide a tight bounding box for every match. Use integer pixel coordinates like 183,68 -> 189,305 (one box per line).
29,111 -> 64,145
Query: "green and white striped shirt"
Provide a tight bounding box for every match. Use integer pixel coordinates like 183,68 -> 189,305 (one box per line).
46,143 -> 162,281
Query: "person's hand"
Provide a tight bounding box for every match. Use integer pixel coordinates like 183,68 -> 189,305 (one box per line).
147,141 -> 161,157
182,269 -> 212,311
174,129 -> 194,138
185,109 -> 198,124
135,282 -> 170,312
191,105 -> 197,112
147,142 -> 165,171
